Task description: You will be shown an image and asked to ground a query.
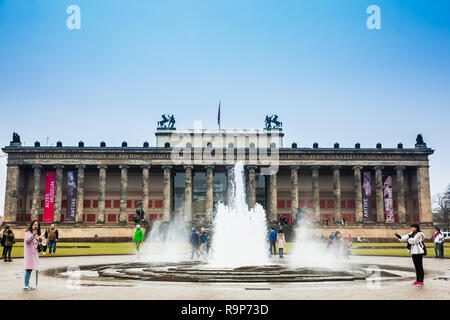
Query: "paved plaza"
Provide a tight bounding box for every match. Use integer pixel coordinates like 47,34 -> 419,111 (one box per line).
1,255 -> 449,300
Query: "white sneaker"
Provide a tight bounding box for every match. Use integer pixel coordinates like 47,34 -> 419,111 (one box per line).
23,285 -> 32,291
43,252 -> 46,255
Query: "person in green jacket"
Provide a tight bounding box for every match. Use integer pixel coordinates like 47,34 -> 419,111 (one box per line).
133,225 -> 144,258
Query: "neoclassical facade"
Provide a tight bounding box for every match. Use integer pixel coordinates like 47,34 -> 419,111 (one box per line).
2,128 -> 434,239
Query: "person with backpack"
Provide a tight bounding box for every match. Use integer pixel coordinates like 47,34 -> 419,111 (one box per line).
395,224 -> 427,287
1,226 -> 10,259
433,227 -> 444,258
3,229 -> 15,262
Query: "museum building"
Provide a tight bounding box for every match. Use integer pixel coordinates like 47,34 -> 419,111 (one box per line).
1,123 -> 435,240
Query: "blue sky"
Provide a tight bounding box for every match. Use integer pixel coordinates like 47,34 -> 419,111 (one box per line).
0,0 -> 449,216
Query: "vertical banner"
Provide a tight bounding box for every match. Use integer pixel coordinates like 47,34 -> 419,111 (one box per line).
43,172 -> 56,223
383,174 -> 394,223
66,171 -> 77,222
362,171 -> 373,221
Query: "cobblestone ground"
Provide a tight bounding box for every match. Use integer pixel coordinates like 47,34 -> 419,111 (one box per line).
1,255 -> 449,300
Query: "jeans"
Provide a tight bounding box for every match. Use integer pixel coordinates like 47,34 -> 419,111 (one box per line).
191,243 -> 199,259
48,240 -> 56,253
269,240 -> 277,255
279,248 -> 283,258
4,246 -> 12,260
24,269 -> 32,287
435,243 -> 444,257
412,254 -> 424,283
200,243 -> 207,255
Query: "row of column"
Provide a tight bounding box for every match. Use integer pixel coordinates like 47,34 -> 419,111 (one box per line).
3,163 -> 433,224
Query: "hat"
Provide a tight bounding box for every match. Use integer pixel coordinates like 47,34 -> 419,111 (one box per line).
136,224 -> 140,228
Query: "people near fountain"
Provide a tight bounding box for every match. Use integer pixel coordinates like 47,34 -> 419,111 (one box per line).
433,227 -> 444,258
327,232 -> 336,251
47,224 -> 59,255
23,220 -> 41,291
200,227 -> 208,256
3,228 -> 15,262
342,238 -> 352,259
277,228 -> 286,258
190,228 -> 200,259
334,231 -> 343,258
268,227 -> 277,256
394,224 -> 426,287
134,225 -> 144,258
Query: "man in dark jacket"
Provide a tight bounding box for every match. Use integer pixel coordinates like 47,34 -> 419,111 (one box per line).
1,226 -> 10,259
48,224 -> 59,255
190,228 -> 200,259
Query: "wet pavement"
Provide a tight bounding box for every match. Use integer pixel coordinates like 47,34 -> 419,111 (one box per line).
1,254 -> 449,300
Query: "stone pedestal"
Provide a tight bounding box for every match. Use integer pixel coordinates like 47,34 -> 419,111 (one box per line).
30,165 -> 42,222
75,165 -> 85,223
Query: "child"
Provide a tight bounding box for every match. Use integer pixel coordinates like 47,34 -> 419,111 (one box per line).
4,229 -> 15,262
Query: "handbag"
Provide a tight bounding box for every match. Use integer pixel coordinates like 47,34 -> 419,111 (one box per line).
37,242 -> 43,253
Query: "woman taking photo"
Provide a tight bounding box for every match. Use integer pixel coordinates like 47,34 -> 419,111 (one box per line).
394,224 -> 426,287
23,220 -> 40,291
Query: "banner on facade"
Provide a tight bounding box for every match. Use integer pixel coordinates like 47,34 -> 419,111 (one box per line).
66,171 -> 77,222
43,172 -> 56,223
362,171 -> 373,221
383,174 -> 394,223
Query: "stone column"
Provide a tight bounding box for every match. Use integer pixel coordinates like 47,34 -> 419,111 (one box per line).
247,166 -> 257,208
97,165 -> 107,223
184,165 -> 193,222
416,165 -> 432,223
206,165 -> 214,215
142,165 -> 150,222
226,166 -> 234,204
374,166 -> 384,223
311,166 -> 320,222
395,166 -> 406,223
75,165 -> 85,223
333,166 -> 342,223
119,164 -> 129,224
269,171 -> 277,222
30,165 -> 42,222
353,166 -> 363,223
53,165 -> 64,223
290,166 -> 299,216
4,164 -> 20,223
162,165 -> 172,222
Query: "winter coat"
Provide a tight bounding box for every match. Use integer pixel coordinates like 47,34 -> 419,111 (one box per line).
269,230 -> 277,241
48,229 -> 59,241
433,232 -> 444,244
398,231 -> 426,255
5,233 -> 15,247
24,231 -> 39,270
200,232 -> 208,244
277,233 -> 286,249
134,229 -> 144,242
190,231 -> 199,245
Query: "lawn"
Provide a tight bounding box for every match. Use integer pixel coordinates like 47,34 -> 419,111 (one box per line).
3,242 -> 449,259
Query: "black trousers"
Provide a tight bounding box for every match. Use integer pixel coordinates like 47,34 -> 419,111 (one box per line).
4,246 -> 12,260
412,254 -> 424,283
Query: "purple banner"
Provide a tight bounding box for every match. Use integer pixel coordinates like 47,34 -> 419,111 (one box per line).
362,171 -> 373,221
383,174 -> 394,223
66,171 -> 77,222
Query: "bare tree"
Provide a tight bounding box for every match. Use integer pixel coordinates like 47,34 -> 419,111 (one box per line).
433,184 -> 450,231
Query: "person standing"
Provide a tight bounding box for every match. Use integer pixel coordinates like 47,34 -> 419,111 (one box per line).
269,227 -> 277,256
42,228 -> 50,255
47,224 -> 59,255
133,225 -> 144,258
276,229 -> 286,258
1,226 -> 10,259
433,227 -> 444,258
395,224 -> 426,287
189,228 -> 200,259
3,229 -> 15,262
200,227 -> 208,256
24,220 -> 40,291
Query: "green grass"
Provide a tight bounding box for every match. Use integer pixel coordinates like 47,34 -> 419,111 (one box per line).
4,241 -> 449,259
